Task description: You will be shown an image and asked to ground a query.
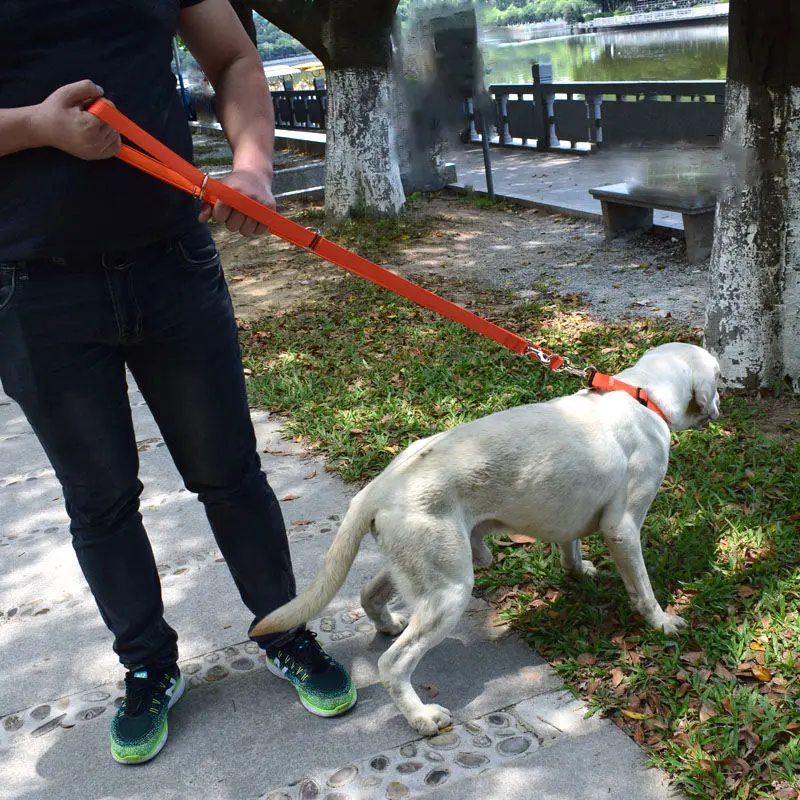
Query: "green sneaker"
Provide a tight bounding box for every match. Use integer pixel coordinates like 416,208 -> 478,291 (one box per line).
110,666 -> 184,764
265,630 -> 357,717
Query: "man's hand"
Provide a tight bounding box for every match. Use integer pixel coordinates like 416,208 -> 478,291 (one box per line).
198,169 -> 275,237
31,81 -> 121,160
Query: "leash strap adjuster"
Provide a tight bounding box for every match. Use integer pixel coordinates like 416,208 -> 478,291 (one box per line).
306,229 -> 322,252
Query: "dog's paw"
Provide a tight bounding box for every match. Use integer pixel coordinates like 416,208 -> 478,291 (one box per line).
578,559 -> 598,578
409,704 -> 452,737
376,612 -> 409,637
656,613 -> 688,635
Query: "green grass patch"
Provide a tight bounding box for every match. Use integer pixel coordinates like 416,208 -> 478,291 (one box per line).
241,274 -> 800,800
293,197 -> 443,264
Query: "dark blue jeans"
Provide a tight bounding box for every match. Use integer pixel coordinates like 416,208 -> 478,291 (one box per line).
0,222 -> 296,668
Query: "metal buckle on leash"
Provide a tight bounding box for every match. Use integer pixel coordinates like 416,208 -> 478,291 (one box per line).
305,228 -> 322,252
560,360 -> 594,380
523,343 -> 555,366
523,343 -> 592,380
193,173 -> 210,201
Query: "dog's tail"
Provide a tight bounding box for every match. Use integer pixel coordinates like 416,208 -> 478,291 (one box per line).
250,492 -> 374,637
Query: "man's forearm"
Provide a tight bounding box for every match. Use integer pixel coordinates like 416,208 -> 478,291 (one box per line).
0,106 -> 43,157
212,52 -> 275,183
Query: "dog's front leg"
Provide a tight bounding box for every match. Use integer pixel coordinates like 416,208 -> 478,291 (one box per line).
558,539 -> 597,577
601,521 -> 687,634
378,586 -> 471,736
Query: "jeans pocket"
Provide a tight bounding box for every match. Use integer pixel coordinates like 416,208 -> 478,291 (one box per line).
175,224 -> 221,271
0,268 -> 18,314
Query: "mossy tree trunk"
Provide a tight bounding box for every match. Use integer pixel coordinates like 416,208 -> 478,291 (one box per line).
704,0 -> 800,392
231,0 -> 406,220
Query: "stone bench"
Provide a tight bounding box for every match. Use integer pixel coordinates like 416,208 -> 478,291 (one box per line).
589,182 -> 717,264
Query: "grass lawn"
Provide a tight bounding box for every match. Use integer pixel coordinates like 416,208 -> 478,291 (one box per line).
239,211 -> 800,800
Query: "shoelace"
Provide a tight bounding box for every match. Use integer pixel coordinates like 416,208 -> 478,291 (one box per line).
279,630 -> 329,675
122,672 -> 167,717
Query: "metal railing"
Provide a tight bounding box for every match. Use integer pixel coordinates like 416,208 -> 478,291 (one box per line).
586,2 -> 729,29
481,79 -> 726,150
272,79 -> 327,130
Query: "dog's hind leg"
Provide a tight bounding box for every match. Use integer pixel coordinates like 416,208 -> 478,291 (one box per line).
361,569 -> 408,636
558,539 -> 597,577
378,577 -> 472,736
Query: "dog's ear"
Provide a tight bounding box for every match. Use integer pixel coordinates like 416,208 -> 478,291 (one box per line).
690,369 -> 721,421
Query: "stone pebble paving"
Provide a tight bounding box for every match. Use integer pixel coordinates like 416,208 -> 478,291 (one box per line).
0,606 -> 374,751
261,710 -> 549,800
0,600 -> 563,800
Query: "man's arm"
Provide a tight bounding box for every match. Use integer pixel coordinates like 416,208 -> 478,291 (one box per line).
179,0 -> 276,236
0,81 -> 120,159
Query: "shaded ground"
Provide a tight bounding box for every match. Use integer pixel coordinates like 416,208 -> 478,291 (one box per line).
214,193 -> 707,326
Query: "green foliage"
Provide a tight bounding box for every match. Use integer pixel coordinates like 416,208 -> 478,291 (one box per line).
399,0 -> 600,26
252,15 -> 309,60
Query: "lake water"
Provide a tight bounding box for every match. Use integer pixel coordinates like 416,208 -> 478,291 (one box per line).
481,22 -> 728,85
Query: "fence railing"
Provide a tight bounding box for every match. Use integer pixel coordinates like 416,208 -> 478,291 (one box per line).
587,2 -> 729,29
482,79 -> 726,150
272,79 -> 327,130
189,74 -> 725,151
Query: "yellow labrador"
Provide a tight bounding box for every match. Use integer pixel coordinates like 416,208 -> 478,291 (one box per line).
253,342 -> 721,735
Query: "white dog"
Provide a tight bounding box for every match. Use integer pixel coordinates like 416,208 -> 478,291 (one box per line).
253,342 -> 720,735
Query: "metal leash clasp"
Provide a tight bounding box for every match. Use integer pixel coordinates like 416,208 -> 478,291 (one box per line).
559,358 -> 594,381
523,343 -> 555,367
523,343 -> 593,381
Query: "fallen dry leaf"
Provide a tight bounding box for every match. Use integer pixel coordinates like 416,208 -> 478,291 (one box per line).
576,653 -> 597,666
722,696 -> 733,714
280,494 -> 300,502
622,709 -> 650,720
419,682 -> 439,698
508,533 -> 538,544
714,662 -> 736,682
751,665 -> 772,682
610,667 -> 625,687
291,520 -> 312,527
304,470 -> 317,480
750,641 -> 766,652
699,701 -> 716,723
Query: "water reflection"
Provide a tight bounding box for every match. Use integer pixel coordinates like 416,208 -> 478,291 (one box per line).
482,23 -> 728,84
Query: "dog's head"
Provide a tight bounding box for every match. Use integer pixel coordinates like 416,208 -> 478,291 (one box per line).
624,343 -> 721,430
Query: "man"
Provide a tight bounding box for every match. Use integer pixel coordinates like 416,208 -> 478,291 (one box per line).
0,0 -> 355,765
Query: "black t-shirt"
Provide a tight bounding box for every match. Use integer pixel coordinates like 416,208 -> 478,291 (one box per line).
0,0 -> 206,260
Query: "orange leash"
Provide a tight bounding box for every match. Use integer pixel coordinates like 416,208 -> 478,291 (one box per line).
86,99 -> 668,424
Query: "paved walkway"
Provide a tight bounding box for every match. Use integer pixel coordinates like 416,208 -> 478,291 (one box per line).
447,142 -> 720,234
0,140 -> 695,798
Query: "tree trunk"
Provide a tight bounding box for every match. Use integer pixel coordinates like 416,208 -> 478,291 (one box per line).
324,67 -> 405,220
242,0 -> 406,219
704,0 -> 800,392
